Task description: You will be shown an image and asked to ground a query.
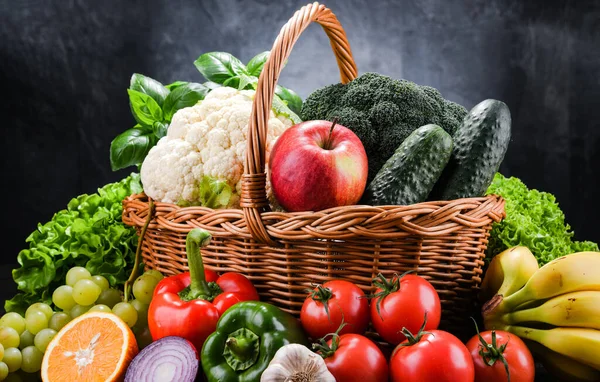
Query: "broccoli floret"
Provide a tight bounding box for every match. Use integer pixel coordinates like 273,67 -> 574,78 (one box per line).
301,72 -> 467,182
300,83 -> 347,121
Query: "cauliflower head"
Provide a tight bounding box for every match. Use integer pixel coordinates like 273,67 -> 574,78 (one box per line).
141,86 -> 295,208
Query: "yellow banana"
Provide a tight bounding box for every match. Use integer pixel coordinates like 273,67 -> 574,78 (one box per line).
499,252 -> 600,312
526,340 -> 600,382
479,246 -> 539,303
506,325 -> 600,371
501,290 -> 600,329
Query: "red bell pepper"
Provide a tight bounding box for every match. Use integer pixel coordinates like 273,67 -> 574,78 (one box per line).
148,228 -> 259,351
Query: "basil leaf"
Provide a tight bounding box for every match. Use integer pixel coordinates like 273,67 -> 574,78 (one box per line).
275,85 -> 303,116
127,89 -> 163,127
194,52 -> 248,84
246,51 -> 269,76
204,81 -> 222,90
109,128 -> 156,171
152,121 -> 168,138
130,74 -> 169,107
162,82 -> 209,121
165,81 -> 188,91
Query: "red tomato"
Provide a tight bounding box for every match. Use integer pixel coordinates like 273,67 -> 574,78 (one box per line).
370,273 -> 441,345
320,333 -> 389,382
390,329 -> 475,382
466,329 -> 535,382
300,280 -> 369,339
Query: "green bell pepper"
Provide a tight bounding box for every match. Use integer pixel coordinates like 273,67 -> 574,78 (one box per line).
201,301 -> 309,382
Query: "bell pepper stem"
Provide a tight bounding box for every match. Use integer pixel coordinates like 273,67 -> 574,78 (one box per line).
226,338 -> 252,359
186,228 -> 213,297
223,328 -> 260,371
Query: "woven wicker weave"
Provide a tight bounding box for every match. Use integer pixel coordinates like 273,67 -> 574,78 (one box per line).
122,2 -> 505,333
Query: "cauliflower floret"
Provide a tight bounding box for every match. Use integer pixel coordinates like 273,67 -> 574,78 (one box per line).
140,86 -> 297,208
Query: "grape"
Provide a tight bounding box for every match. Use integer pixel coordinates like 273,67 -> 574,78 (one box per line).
0,343 -> 4,361
0,362 -> 7,381
0,328 -> 20,349
134,326 -> 153,350
3,348 -> 21,372
72,279 -> 102,306
91,275 -> 109,291
52,285 -> 76,312
48,312 -> 70,332
25,304 -> 53,321
24,311 -> 48,336
0,314 -> 25,336
18,332 -> 33,351
89,305 -> 111,313
33,329 -> 56,353
132,274 -> 159,304
145,269 -> 164,282
65,267 -> 91,287
19,347 -> 42,374
69,305 -> 92,319
95,288 -> 122,308
112,302 -> 137,327
130,300 -> 148,327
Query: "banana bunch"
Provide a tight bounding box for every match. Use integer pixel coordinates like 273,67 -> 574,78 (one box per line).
481,247 -> 600,381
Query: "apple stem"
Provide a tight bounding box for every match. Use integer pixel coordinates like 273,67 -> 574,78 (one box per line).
324,118 -> 338,150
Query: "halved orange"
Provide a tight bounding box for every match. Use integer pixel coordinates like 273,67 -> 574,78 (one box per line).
41,311 -> 138,382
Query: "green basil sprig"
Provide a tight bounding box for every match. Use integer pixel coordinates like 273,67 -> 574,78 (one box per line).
110,74 -> 208,171
194,51 -> 303,116
110,51 -> 303,172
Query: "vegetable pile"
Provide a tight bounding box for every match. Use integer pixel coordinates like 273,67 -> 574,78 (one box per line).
301,72 -> 468,183
4,14 -> 600,380
485,173 -> 599,264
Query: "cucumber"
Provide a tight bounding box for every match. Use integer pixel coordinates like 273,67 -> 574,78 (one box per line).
362,124 -> 453,206
430,99 -> 511,200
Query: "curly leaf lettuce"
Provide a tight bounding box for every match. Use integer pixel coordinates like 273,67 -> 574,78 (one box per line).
5,174 -> 143,314
485,173 -> 598,265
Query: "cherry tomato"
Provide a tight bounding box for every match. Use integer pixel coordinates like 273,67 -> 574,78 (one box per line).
466,329 -> 535,382
390,329 -> 475,382
370,273 -> 441,345
318,333 -> 389,382
300,280 -> 369,339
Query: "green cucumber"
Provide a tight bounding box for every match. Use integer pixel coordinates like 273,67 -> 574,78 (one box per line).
362,124 -> 453,206
430,99 -> 511,200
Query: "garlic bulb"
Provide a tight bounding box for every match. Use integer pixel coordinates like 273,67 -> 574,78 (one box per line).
260,344 -> 336,382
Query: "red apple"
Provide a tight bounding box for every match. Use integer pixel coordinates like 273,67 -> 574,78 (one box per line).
269,119 -> 368,212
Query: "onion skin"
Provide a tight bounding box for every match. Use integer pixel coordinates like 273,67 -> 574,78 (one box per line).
124,336 -> 199,382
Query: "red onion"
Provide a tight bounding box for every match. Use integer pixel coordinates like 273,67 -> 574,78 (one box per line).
125,336 -> 199,382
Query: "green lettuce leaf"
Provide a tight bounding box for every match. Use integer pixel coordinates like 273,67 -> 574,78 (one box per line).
5,174 -> 143,314
485,173 -> 599,265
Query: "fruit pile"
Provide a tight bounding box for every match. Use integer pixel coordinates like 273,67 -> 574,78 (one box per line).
0,266 -> 159,381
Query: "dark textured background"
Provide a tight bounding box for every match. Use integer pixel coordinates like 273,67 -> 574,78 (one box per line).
1,1 -> 598,380
2,0 -> 600,262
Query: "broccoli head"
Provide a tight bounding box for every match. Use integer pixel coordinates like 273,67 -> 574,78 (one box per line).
300,72 -> 467,183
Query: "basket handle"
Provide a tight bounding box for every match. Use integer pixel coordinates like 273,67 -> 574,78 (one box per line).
241,2 -> 358,245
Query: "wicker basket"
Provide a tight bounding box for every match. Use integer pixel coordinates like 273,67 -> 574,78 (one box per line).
122,2 -> 505,334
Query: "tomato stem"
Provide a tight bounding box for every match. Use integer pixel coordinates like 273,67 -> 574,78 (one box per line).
312,320 -> 348,359
471,317 -> 511,382
368,271 -> 415,321
398,312 -> 432,347
306,285 -> 334,322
